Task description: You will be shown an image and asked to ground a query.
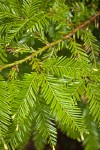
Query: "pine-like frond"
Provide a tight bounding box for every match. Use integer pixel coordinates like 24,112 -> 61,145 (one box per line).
7,110 -> 35,150
22,0 -> 41,18
43,57 -> 90,78
33,128 -> 46,150
0,2 -> 18,21
83,30 -> 99,67
0,0 -> 48,44
30,12 -> 49,43
68,39 -> 88,61
41,75 -> 86,133
10,73 -> 38,122
5,20 -> 28,43
83,107 -> 100,150
34,95 -> 57,147
6,0 -> 23,16
87,82 -> 100,124
0,80 -> 11,150
51,2 -> 72,24
6,73 -> 38,149
0,48 -> 7,65
72,2 -> 95,22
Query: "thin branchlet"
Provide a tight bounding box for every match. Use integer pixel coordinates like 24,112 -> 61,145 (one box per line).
0,12 -> 100,71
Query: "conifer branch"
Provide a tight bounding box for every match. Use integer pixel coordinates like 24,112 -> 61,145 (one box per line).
0,12 -> 100,71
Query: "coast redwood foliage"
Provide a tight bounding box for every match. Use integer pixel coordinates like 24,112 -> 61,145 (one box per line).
0,0 -> 100,150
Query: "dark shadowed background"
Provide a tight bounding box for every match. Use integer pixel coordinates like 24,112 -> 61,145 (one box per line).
24,130 -> 83,150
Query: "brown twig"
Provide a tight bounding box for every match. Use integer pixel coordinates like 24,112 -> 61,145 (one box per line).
0,12 -> 100,71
